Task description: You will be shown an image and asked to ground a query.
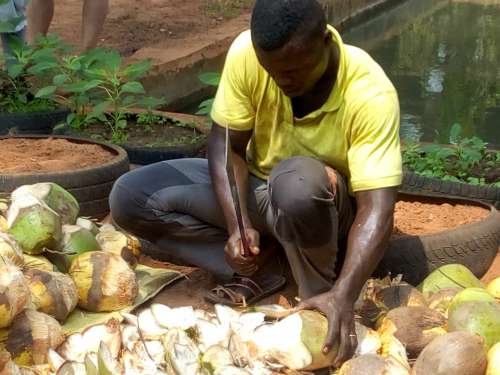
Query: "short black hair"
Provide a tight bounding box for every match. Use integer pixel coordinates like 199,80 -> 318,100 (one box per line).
251,0 -> 327,51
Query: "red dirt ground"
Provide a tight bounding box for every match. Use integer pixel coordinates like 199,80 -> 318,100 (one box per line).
44,0 -> 253,56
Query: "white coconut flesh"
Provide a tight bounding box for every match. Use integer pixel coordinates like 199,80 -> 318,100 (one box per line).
56,361 -> 87,375
122,349 -> 158,375
215,304 -> 241,327
121,324 -> 140,351
58,333 -> 86,362
48,349 -> 66,372
97,342 -> 121,375
81,319 -> 122,358
151,304 -> 197,330
354,323 -> 382,357
162,328 -> 202,375
137,309 -> 169,338
196,318 -> 231,351
232,313 -> 266,342
202,345 -> 234,371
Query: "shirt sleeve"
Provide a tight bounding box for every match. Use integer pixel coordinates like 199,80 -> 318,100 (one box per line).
348,92 -> 403,192
210,32 -> 256,131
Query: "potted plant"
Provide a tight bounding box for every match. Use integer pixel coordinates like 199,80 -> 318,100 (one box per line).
0,34 -> 70,135
44,48 -> 207,165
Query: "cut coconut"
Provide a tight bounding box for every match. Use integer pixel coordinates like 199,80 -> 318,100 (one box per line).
426,288 -> 461,316
379,333 -> 409,368
121,349 -> 157,375
338,354 -> 410,375
0,233 -> 24,267
231,313 -> 266,342
137,309 -> 168,339
354,324 -> 382,357
251,304 -> 297,319
228,334 -> 250,368
412,331 -> 487,375
447,300 -> 500,349
249,310 -> 338,371
81,319 -> 122,358
418,264 -> 483,297
447,287 -> 495,317
486,277 -> 500,299
0,263 -> 30,328
214,366 -> 252,375
23,254 -> 56,272
376,306 -> 446,359
84,354 -> 98,375
376,284 -> 427,310
7,195 -> 62,255
121,324 -> 140,351
162,328 -> 201,375
215,304 -> 240,327
1,310 -> 64,366
97,342 -> 121,375
48,349 -> 65,373
76,218 -> 99,236
487,342 -> 500,375
0,217 -> 7,233
69,251 -> 138,312
24,268 -> 78,322
95,230 -> 139,268
11,183 -> 79,226
196,318 -> 230,351
55,361 -> 86,375
202,345 -> 233,371
151,304 -> 197,330
57,333 -> 86,362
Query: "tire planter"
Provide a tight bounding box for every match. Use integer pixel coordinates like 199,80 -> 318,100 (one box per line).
377,193 -> 500,286
401,171 -> 500,209
121,140 -> 207,165
0,108 -> 70,136
0,135 -> 129,219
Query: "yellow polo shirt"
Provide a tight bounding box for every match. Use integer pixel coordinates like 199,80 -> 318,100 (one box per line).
211,26 -> 402,193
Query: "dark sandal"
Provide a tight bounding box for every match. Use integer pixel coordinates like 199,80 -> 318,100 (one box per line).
205,274 -> 287,307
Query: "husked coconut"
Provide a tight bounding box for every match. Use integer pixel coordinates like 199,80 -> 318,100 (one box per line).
7,195 -> 61,255
338,354 -> 410,375
487,342 -> 500,375
412,331 -> 487,375
0,263 -> 30,328
0,310 -> 64,366
95,230 -> 139,268
23,254 -> 56,272
11,183 -> 79,226
69,251 -> 138,312
447,287 -> 495,317
24,269 -> 78,322
376,306 -> 446,358
0,233 -> 24,267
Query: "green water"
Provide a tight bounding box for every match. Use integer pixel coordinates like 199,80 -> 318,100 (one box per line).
342,0 -> 500,148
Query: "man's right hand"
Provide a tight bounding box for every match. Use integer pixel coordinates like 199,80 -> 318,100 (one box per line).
225,228 -> 260,276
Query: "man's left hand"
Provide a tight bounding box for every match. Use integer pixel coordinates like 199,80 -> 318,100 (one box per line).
297,289 -> 357,368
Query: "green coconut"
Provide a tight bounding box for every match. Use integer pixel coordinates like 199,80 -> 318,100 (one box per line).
7,195 -> 62,255
486,278 -> 500,299
448,300 -> 500,350
487,342 -> 500,375
23,254 -> 57,272
0,232 -> 24,268
447,288 -> 496,317
412,332 -> 487,375
418,264 -> 483,297
11,183 -> 79,225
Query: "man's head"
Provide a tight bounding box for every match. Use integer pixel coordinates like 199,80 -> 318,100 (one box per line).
251,0 -> 331,98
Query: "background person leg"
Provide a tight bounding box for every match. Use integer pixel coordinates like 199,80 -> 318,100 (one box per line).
81,0 -> 108,50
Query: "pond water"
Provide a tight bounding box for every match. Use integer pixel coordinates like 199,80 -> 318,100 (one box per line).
341,0 -> 500,148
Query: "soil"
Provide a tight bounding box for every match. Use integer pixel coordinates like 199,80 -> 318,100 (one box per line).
0,138 -> 116,174
44,0 -> 254,56
82,115 -> 206,148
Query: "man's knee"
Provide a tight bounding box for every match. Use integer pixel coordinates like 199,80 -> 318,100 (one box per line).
109,172 -> 147,231
269,156 -> 333,218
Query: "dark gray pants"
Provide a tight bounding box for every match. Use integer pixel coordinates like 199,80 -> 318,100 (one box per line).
110,157 -> 355,298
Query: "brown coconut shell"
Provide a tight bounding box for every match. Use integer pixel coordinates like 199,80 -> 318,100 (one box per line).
412,331 -> 487,375
338,354 -> 410,375
377,306 -> 446,359
376,284 -> 427,310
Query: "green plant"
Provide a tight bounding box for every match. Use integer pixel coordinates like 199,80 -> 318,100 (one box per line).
402,123 -> 500,187
202,0 -> 254,19
196,72 -> 220,116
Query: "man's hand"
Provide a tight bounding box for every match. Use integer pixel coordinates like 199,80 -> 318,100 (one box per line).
225,228 -> 260,276
298,289 -> 357,368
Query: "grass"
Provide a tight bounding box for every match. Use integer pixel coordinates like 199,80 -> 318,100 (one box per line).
202,0 -> 255,19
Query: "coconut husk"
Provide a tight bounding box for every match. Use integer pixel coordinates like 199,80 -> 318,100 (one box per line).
7,196 -> 62,255
486,277 -> 500,299
11,183 -> 79,226
426,288 -> 461,316
69,251 -> 138,312
376,284 -> 427,310
24,269 -> 78,322
376,306 -> 446,359
75,218 -> 99,236
418,264 -> 483,297
55,361 -> 86,375
22,255 -> 57,273
0,233 -> 24,268
412,331 -> 487,375
95,230 -> 140,268
338,354 -> 410,375
0,350 -> 22,375
0,310 -> 64,366
447,300 -> 500,350
0,263 -> 30,328
53,225 -> 101,272
487,342 -> 500,375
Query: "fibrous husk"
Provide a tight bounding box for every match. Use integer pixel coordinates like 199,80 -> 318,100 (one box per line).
162,328 -> 202,375
487,342 -> 500,375
0,351 -> 22,375
249,310 -> 338,371
69,251 -> 138,312
0,310 -> 64,366
418,264 -> 483,297
95,230 -> 139,268
7,196 -> 62,255
0,263 -> 30,328
411,331 -> 487,375
337,354 -> 410,375
47,349 -> 65,373
0,233 -> 24,268
447,300 -> 500,350
75,218 -> 99,236
376,284 -> 427,310
22,255 -> 56,272
11,183 -> 79,226
426,288 -> 461,316
24,269 -> 78,322
376,306 -> 446,359
447,287 -> 495,317
486,277 -> 500,299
